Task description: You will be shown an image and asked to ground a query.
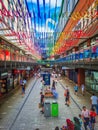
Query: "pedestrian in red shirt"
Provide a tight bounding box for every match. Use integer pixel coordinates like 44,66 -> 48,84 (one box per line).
89,108 -> 97,130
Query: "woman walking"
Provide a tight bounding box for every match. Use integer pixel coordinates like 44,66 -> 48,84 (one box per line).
64,89 -> 70,106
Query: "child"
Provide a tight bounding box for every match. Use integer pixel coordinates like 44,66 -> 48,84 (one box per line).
73,117 -> 81,130
79,114 -> 83,130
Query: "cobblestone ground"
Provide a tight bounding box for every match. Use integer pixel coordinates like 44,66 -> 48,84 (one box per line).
0,77 -> 98,130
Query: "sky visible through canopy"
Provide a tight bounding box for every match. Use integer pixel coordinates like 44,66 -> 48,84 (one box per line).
26,0 -> 62,59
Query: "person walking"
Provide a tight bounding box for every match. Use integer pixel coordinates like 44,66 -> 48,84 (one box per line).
74,84 -> 79,96
90,93 -> 98,115
64,89 -> 70,106
21,81 -> 25,95
81,106 -> 91,130
52,80 -> 56,90
73,116 -> 81,130
89,108 -> 97,130
40,92 -> 44,114
81,84 -> 85,96
78,114 -> 83,130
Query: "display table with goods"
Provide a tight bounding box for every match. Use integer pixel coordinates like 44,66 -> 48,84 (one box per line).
44,91 -> 53,98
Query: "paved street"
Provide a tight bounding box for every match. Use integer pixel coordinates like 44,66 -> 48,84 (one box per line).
0,77 -> 98,130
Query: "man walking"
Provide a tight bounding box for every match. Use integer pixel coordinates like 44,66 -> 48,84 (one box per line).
81,106 -> 91,130
90,93 -> 98,115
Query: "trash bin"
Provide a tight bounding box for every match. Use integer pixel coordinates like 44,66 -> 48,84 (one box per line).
51,101 -> 58,117
44,101 -> 51,117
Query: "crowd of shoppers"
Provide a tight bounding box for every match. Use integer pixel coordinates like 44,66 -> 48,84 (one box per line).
38,72 -> 98,130
63,83 -> 98,130
73,83 -> 98,130
81,105 -> 97,130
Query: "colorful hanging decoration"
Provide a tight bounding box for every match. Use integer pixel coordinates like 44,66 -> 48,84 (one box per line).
0,0 -> 41,60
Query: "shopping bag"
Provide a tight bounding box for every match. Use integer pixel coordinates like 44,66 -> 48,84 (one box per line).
38,103 -> 42,108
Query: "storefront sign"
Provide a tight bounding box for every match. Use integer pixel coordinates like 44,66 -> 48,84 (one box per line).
1,72 -> 8,77
0,72 -> 8,78
12,69 -> 20,74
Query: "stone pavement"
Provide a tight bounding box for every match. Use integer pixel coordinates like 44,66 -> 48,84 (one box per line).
0,77 -> 98,130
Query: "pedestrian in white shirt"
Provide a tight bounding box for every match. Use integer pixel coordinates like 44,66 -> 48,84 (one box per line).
23,79 -> 27,85
81,106 -> 90,130
90,93 -> 98,114
81,84 -> 85,96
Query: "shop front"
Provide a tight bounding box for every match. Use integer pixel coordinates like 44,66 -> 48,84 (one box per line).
85,70 -> 98,93
69,69 -> 78,83
12,69 -> 21,88
0,71 -> 8,95
7,71 -> 14,91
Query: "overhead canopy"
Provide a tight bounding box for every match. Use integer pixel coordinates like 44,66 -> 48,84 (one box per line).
26,0 -> 62,59
0,0 -> 97,62
0,0 -> 41,60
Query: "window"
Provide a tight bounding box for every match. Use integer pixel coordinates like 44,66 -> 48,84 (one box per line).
85,70 -> 98,92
